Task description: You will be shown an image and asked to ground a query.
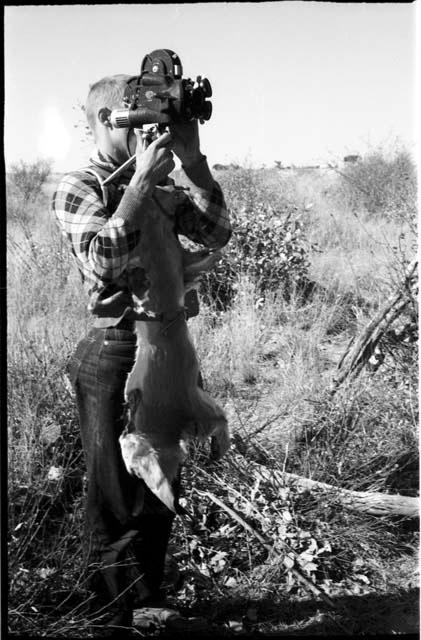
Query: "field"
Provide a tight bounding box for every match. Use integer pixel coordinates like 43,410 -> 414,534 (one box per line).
7,147 -> 419,637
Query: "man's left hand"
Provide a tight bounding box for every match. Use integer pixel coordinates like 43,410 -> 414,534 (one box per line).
169,120 -> 203,167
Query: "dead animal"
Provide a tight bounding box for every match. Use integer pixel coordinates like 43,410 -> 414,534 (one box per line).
120,186 -> 230,511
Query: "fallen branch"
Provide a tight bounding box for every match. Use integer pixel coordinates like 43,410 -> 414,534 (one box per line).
197,489 -> 352,635
332,259 -> 417,393
250,464 -> 419,518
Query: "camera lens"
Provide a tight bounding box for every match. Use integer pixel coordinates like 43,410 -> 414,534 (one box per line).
201,101 -> 212,121
200,78 -> 212,98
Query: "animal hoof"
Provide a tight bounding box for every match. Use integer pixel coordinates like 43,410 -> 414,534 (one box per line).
210,428 -> 230,460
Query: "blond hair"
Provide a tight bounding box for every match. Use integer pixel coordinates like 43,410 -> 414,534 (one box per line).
85,74 -> 131,137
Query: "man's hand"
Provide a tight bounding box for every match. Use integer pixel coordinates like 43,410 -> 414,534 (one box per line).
169,120 -> 215,190
169,120 -> 203,167
130,130 -> 175,195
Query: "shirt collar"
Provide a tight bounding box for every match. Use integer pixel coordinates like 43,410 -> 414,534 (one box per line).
89,148 -> 136,179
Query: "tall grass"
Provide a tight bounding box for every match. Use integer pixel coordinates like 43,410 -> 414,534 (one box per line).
7,152 -> 418,636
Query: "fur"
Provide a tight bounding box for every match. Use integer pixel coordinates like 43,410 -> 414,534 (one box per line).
119,186 -> 230,511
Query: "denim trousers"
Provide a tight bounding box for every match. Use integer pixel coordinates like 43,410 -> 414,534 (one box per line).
67,327 -> 179,618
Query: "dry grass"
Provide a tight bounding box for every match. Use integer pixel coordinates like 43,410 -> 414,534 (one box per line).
7,153 -> 418,636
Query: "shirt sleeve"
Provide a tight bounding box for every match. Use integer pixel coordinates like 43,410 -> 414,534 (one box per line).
174,181 -> 232,249
52,171 -> 148,286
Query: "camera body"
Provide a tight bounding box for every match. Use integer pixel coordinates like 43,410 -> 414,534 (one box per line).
110,49 -> 212,129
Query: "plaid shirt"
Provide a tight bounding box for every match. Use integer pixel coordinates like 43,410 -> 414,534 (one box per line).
52,150 -> 231,326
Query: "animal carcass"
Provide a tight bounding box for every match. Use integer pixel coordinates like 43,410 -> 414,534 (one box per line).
119,186 -> 230,511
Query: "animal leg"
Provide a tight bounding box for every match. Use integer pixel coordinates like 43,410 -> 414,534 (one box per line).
183,388 -> 230,458
183,250 -> 222,284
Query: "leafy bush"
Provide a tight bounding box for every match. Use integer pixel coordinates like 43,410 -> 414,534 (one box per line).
336,146 -> 417,222
201,168 -> 315,308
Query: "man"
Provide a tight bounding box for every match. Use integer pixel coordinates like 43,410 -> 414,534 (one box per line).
52,74 -> 231,633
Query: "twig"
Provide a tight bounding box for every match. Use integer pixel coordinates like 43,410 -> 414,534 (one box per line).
196,489 -> 353,635
246,409 -> 289,440
282,443 -> 289,475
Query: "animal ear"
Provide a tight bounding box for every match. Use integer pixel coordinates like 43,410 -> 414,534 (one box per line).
120,433 -> 176,512
138,454 -> 176,512
120,432 -> 144,473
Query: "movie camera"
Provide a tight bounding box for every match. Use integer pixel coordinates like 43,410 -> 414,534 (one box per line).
110,49 -> 212,129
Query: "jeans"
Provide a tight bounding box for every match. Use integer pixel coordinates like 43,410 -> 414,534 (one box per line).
67,327 -> 178,618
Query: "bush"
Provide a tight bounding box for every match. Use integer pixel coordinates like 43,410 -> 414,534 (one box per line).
7,159 -> 53,224
337,146 -> 417,222
201,168 -> 315,308
8,159 -> 53,203
8,156 -> 418,636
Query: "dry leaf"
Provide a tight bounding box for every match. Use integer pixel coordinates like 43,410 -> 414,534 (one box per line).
41,422 -> 61,445
224,577 -> 237,588
38,567 -> 55,579
228,620 -> 244,632
47,466 -> 64,481
355,573 -> 370,584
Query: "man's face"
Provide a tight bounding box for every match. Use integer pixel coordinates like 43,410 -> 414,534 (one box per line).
97,98 -> 159,163
126,128 -> 138,156
108,122 -> 157,162
124,125 -> 159,156
106,123 -> 137,163
96,95 -> 139,162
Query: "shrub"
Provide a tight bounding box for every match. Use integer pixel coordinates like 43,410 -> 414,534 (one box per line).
7,159 -> 53,224
8,156 -> 418,636
201,168 -> 315,308
336,145 -> 417,222
8,159 -> 53,204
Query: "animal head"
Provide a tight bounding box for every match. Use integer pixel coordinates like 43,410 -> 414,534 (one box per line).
119,431 -> 188,512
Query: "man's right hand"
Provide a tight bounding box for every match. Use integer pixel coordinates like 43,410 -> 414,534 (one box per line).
130,130 -> 175,196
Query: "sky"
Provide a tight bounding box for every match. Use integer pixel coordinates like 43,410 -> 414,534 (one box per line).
4,2 -> 418,172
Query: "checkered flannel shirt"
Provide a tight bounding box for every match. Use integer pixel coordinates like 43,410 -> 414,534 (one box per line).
52,150 -> 232,326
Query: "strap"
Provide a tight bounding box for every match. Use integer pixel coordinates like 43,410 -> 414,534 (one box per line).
132,311 -> 163,322
127,307 -> 188,335
160,307 -> 188,336
82,166 -> 109,208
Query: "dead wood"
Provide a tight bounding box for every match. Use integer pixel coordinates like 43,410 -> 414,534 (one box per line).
331,259 -> 417,393
199,490 -> 352,635
251,464 -> 419,518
